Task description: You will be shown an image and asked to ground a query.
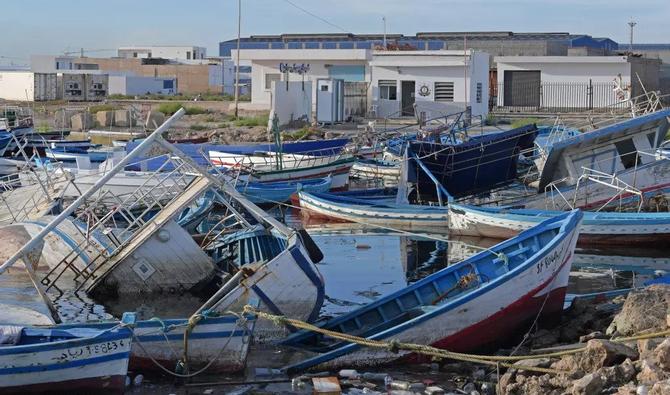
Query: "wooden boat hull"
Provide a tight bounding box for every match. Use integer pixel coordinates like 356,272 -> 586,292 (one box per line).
208,234 -> 325,342
298,191 -> 448,229
351,159 -> 400,180
60,315 -> 255,373
0,326 -> 132,394
237,177 -> 332,204
247,158 -> 354,190
408,125 -> 538,199
449,203 -> 670,247
283,211 -> 581,371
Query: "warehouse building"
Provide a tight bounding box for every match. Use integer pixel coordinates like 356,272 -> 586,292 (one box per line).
221,31 -> 618,58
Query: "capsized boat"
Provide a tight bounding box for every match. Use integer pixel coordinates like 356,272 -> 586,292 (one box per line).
0,314 -> 134,395
282,210 -> 582,371
449,203 -> 670,247
298,190 -> 448,229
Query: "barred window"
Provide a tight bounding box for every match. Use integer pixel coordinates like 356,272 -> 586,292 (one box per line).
434,82 -> 454,102
476,83 -> 483,103
379,80 -> 397,100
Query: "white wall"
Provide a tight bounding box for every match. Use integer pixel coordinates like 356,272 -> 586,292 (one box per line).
371,51 -> 490,118
108,75 -> 175,95
0,71 -> 34,101
118,46 -> 207,60
250,59 -> 368,109
496,56 -> 631,108
271,81 -> 312,126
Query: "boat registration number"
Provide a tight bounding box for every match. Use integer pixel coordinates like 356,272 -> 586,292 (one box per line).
54,340 -> 126,362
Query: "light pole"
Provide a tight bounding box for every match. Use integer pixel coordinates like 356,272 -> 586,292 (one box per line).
234,0 -> 242,119
628,19 -> 637,52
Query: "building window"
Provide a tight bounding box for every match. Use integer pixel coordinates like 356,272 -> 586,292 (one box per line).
133,52 -> 138,58
434,82 -> 455,102
476,83 -> 482,103
186,51 -> 191,60
265,73 -> 281,90
379,80 -> 397,100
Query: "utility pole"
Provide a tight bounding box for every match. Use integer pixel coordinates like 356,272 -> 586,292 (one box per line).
464,34 -> 468,108
234,0 -> 242,119
628,19 -> 637,52
382,16 -> 387,49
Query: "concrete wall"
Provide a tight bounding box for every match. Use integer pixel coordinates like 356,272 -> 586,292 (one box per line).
271,81 -> 312,126
72,58 -> 214,94
629,57 -> 662,96
0,71 -> 35,101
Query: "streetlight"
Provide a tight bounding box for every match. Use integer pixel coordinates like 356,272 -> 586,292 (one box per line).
234,0 -> 242,119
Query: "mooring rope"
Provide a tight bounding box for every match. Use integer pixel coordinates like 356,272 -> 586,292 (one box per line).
242,305 -> 670,375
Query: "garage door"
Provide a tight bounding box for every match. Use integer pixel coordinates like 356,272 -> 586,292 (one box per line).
503,70 -> 540,107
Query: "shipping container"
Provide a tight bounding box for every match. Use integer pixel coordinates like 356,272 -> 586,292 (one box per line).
0,71 -> 36,101
33,73 -> 58,101
85,74 -> 108,101
62,73 -> 86,101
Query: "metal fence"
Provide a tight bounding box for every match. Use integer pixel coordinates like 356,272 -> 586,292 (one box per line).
344,82 -> 368,119
490,81 -> 628,113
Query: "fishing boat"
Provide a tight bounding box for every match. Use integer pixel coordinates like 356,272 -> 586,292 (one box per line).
236,176 -> 332,205
0,131 -> 12,156
125,138 -> 350,171
46,146 -> 121,164
0,108 -> 326,342
298,191 -> 448,229
243,156 -> 354,190
408,124 -> 538,199
351,158 -> 400,181
0,315 -> 134,394
449,203 -> 670,247
58,313 -> 255,373
282,210 -> 582,371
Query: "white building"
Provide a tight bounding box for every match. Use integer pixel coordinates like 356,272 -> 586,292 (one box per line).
117,46 -> 207,61
236,49 -> 489,118
494,56 -> 661,109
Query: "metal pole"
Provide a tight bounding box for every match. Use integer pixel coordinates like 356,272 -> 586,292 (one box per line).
0,109 -> 186,275
628,20 -> 636,52
234,0 -> 242,119
464,34 -> 468,112
382,16 -> 387,49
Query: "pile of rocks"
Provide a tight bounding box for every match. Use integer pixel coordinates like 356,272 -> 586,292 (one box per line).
500,285 -> 670,395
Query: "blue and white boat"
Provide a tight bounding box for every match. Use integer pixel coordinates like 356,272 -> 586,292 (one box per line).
0,131 -> 12,156
298,190 -> 448,229
282,210 -> 582,371
236,176 -> 332,205
449,203 -> 670,247
58,313 -> 256,374
0,315 -> 134,394
46,146 -> 120,163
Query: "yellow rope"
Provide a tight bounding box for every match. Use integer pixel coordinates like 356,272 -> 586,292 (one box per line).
243,306 -> 670,375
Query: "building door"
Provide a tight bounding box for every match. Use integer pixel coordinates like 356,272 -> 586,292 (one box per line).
503,70 -> 540,107
401,81 -> 415,116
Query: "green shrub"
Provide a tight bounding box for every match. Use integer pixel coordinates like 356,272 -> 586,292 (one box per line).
157,102 -> 183,115
184,106 -> 208,115
191,124 -> 208,131
234,114 -> 269,127
217,123 -> 229,128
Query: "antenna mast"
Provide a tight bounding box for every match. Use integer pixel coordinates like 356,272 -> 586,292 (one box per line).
628,19 -> 637,52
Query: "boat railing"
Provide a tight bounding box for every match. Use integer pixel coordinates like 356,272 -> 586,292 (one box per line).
542,177 -> 575,210
0,108 -> 297,286
573,167 -> 644,212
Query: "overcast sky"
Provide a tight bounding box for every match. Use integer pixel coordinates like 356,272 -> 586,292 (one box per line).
2,0 -> 668,66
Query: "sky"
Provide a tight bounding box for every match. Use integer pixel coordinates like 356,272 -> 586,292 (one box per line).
2,0 -> 669,66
